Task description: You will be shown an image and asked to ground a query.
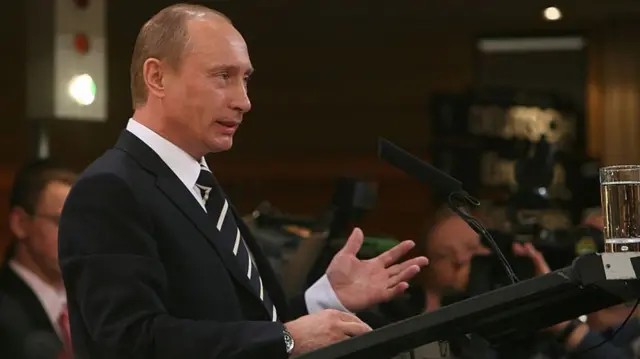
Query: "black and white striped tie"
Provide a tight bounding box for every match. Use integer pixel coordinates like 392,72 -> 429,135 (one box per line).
196,162 -> 278,322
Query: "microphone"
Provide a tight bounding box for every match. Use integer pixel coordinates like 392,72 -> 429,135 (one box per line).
377,139 -> 463,196
23,331 -> 62,359
377,137 -> 519,284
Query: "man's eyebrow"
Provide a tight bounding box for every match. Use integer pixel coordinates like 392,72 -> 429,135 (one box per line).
208,64 -> 254,75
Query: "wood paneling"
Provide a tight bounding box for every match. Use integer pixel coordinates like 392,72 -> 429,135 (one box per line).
586,22 -> 640,164
587,29 -> 606,160
0,1 -> 30,254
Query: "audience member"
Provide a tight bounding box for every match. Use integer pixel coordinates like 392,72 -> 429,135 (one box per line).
0,160 -> 77,359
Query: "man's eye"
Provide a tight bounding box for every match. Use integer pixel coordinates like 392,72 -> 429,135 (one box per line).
219,72 -> 230,80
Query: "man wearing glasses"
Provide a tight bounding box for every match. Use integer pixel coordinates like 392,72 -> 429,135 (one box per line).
0,160 -> 77,359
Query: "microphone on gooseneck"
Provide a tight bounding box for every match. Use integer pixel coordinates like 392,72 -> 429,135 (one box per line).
23,331 -> 62,359
377,137 -> 519,284
377,138 -> 463,196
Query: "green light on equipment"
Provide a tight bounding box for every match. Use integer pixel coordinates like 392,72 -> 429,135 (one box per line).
68,74 -> 96,106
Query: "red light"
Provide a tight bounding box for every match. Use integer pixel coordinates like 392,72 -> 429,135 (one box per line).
74,34 -> 90,55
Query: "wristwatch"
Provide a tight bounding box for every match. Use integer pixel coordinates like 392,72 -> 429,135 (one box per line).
283,327 -> 295,355
555,319 -> 582,343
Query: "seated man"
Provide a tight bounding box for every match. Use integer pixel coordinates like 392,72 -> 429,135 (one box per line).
0,160 -> 77,359
409,208 -> 494,359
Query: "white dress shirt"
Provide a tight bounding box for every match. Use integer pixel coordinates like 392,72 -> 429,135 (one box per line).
126,119 -> 348,314
9,260 -> 67,339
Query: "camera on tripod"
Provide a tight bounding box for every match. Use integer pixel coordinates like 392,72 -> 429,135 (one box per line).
468,134 -> 604,295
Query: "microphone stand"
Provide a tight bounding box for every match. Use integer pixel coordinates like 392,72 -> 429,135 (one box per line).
448,191 -> 519,284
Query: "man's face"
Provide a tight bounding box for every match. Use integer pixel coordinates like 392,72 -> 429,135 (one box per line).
20,181 -> 70,274
424,216 -> 490,293
163,18 -> 253,155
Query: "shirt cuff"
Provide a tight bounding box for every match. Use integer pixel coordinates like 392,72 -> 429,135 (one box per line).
304,274 -> 350,314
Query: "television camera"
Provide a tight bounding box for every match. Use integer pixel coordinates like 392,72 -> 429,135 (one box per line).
468,133 -> 605,295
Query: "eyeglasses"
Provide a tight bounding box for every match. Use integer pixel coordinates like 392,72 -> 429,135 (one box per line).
32,213 -> 60,226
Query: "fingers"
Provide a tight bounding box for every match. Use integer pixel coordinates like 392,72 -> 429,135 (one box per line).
336,310 -> 364,323
376,240 -> 416,267
512,242 -> 551,274
335,312 -> 372,337
387,257 -> 428,277
339,321 -> 372,337
512,242 -> 528,256
513,242 -> 537,257
388,265 -> 421,288
339,228 -> 364,256
384,281 -> 410,301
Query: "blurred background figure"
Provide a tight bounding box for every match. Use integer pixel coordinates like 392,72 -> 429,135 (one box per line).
410,208 -> 494,359
0,161 -> 76,359
418,208 -> 491,313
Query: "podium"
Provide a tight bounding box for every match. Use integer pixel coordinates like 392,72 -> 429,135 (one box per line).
299,252 -> 640,359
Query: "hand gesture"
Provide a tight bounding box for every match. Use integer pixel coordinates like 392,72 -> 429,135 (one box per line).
512,241 -> 550,276
327,228 -> 428,312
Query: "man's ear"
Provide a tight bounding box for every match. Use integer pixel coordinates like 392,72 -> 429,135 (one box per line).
143,57 -> 166,99
8,207 -> 30,240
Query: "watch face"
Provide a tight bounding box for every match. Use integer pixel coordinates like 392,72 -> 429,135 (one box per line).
284,331 -> 294,353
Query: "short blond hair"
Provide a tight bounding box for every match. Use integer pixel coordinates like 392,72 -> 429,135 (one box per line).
129,4 -> 230,108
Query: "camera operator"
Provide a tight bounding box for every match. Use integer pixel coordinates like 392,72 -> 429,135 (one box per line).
514,222 -> 640,359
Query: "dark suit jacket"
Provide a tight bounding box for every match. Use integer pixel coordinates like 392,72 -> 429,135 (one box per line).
58,131 -> 304,359
0,264 -> 64,359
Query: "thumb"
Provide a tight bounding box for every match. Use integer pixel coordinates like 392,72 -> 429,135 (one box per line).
340,227 -> 364,256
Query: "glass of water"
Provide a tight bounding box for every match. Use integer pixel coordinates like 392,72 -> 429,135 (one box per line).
600,165 -> 640,252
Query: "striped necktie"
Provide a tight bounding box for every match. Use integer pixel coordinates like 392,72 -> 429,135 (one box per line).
195,161 -> 278,322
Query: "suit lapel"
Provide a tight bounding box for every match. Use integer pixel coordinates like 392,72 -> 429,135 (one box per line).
114,131 -> 260,303
0,265 -> 60,336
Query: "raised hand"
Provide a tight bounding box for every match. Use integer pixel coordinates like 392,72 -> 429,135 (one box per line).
327,228 -> 428,312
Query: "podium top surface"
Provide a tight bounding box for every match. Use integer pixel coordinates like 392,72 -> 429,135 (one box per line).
298,252 -> 640,359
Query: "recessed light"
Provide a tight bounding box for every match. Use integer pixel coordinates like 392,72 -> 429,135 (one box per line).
543,6 -> 562,21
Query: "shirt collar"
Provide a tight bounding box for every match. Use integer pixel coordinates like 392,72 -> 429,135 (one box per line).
9,260 -> 66,327
126,118 -> 207,189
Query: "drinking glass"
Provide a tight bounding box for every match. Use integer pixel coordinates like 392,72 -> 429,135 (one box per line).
600,165 -> 640,252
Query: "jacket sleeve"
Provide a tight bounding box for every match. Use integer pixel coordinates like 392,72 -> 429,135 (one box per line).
569,329 -> 635,359
58,173 -> 288,359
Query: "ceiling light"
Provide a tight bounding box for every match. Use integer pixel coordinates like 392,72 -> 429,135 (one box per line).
543,7 -> 562,21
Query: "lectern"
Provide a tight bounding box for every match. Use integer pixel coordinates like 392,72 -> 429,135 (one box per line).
298,252 -> 640,359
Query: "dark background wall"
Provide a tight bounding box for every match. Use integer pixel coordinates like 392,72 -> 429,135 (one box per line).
1,0 -> 639,251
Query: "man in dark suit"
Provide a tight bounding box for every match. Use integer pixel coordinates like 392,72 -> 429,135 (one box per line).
0,161 -> 77,359
58,4 -> 428,359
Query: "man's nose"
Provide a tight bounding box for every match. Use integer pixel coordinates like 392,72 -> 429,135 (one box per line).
231,84 -> 251,113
